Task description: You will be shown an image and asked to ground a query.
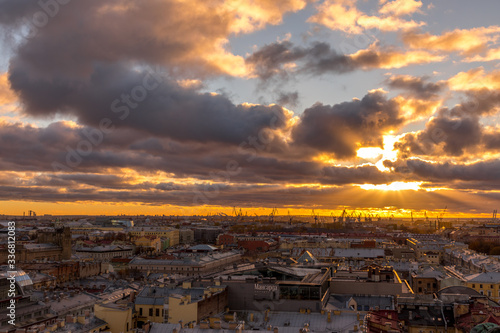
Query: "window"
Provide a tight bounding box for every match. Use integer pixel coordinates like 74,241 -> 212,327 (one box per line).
491,285 -> 494,289
149,308 -> 153,316
488,291 -> 492,297
472,284 -> 475,288
140,308 -> 143,316
480,284 -> 483,288
156,309 -> 160,317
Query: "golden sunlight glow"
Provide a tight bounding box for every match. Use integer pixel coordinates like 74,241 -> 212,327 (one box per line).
350,46 -> 446,69
356,147 -> 384,160
0,73 -> 17,105
356,135 -> 399,171
448,67 -> 500,91
360,181 -> 423,191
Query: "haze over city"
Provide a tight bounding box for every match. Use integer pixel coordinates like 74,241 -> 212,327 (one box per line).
1,0 -> 500,218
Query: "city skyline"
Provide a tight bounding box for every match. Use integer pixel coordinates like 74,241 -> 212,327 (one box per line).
0,0 -> 500,217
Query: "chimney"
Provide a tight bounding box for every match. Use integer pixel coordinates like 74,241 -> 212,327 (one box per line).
273,327 -> 279,333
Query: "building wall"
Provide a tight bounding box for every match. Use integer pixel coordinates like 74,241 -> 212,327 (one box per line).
94,303 -> 134,333
180,229 -> 194,244
37,227 -> 72,260
79,261 -> 102,279
128,229 -> 179,246
466,281 -> 500,301
330,280 -> 408,296
197,289 -> 228,322
168,296 -> 198,324
412,277 -> 439,294
75,249 -> 133,260
136,303 -> 164,324
129,252 -> 241,276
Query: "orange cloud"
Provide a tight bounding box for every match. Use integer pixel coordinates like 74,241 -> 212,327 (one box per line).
0,73 -> 16,105
225,0 -> 310,34
308,0 -> 425,34
402,26 -> 500,57
379,0 -> 423,17
350,44 -> 446,69
448,67 -> 500,91
393,96 -> 442,119
466,47 -> 500,62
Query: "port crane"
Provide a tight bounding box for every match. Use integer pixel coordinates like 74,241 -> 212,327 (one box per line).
269,207 -> 278,223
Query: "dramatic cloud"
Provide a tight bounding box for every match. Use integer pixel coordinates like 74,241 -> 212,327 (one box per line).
0,120 -> 398,187
402,26 -> 500,58
448,67 -> 500,91
379,0 -> 423,17
9,63 -> 292,145
386,75 -> 445,100
292,91 -> 404,158
390,159 -> 500,183
308,0 -> 425,34
246,41 -> 444,80
0,73 -> 16,105
0,0 -> 499,215
394,115 -> 483,157
0,0 -> 309,78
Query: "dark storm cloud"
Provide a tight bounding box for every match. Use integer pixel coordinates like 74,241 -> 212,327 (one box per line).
246,41 -> 353,80
395,115 -> 482,157
0,0 -> 234,76
0,0 -> 38,25
9,63 -> 290,145
1,0 -> 291,147
292,91 -> 404,159
0,120 -> 397,186
246,40 -> 441,80
394,159 -> 500,182
386,75 -> 445,100
451,89 -> 500,116
276,91 -> 299,108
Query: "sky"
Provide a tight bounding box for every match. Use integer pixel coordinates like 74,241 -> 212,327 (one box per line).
0,0 -> 500,218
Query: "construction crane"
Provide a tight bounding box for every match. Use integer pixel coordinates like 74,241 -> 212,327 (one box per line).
288,210 -> 293,225
338,209 -> 346,224
269,207 -> 278,223
438,206 -> 447,224
311,209 -> 319,225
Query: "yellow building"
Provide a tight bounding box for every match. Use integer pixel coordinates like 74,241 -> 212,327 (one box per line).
134,236 -> 161,252
465,272 -> 500,301
128,227 -> 179,246
169,294 -> 198,324
134,285 -> 228,327
94,302 -> 135,333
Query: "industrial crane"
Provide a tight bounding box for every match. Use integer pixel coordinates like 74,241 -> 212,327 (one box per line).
311,209 -> 319,225
269,207 -> 278,223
